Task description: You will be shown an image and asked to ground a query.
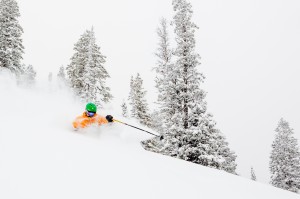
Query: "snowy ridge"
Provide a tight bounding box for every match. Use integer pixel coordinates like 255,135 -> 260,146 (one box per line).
0,75 -> 298,199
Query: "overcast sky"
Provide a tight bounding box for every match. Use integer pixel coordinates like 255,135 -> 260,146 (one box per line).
18,0 -> 300,183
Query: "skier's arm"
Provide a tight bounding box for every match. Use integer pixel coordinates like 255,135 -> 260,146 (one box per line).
73,117 -> 87,129
73,120 -> 80,129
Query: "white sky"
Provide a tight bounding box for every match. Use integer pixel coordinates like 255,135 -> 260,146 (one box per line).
18,0 -> 300,183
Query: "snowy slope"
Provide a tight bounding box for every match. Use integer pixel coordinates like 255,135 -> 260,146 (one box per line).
0,75 -> 299,199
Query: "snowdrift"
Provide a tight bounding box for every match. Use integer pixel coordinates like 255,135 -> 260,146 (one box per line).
0,74 -> 298,199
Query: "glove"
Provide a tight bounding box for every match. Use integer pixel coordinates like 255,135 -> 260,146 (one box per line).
106,115 -> 114,123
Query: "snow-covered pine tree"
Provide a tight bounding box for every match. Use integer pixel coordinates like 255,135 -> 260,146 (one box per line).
147,0 -> 206,155
121,100 -> 129,118
57,66 -> 66,81
0,0 -> 24,75
251,167 -> 257,181
57,65 -> 68,88
142,17 -> 178,154
216,128 -> 237,174
153,18 -> 175,132
173,113 -> 237,174
128,76 -> 137,118
24,65 -> 36,84
18,64 -> 36,86
143,0 -> 237,174
128,73 -> 152,127
269,118 -> 300,193
152,0 -> 207,150
66,28 -> 112,106
150,109 -> 164,134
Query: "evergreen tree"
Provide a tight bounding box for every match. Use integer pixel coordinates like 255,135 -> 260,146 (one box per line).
57,66 -> 66,80
25,65 -> 36,84
19,64 -> 36,86
66,28 -> 112,106
251,167 -> 257,181
0,0 -> 24,75
128,73 -> 152,127
121,100 -> 129,118
269,118 -> 300,193
150,109 -> 164,134
160,113 -> 237,173
128,76 -> 136,118
171,0 -> 207,130
57,65 -> 67,87
153,18 -> 174,132
142,0 -> 237,174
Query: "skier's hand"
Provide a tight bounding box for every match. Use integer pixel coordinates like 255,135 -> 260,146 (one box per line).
106,115 -> 114,122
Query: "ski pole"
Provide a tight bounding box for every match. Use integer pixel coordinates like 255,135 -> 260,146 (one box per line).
113,119 -> 160,137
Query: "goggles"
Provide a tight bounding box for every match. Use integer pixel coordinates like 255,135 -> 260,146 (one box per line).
86,111 -> 96,117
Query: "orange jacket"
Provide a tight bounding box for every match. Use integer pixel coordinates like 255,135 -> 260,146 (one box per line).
73,112 -> 108,129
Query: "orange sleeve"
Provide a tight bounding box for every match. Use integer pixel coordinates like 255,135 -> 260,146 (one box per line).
73,116 -> 88,129
97,116 -> 108,125
73,121 -> 78,129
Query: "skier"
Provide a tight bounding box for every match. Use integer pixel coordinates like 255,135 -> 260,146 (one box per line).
73,103 -> 114,129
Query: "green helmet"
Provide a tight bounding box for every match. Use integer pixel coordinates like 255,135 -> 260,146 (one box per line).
86,103 -> 97,113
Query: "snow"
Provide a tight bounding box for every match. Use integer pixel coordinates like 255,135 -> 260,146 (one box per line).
0,74 -> 299,198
